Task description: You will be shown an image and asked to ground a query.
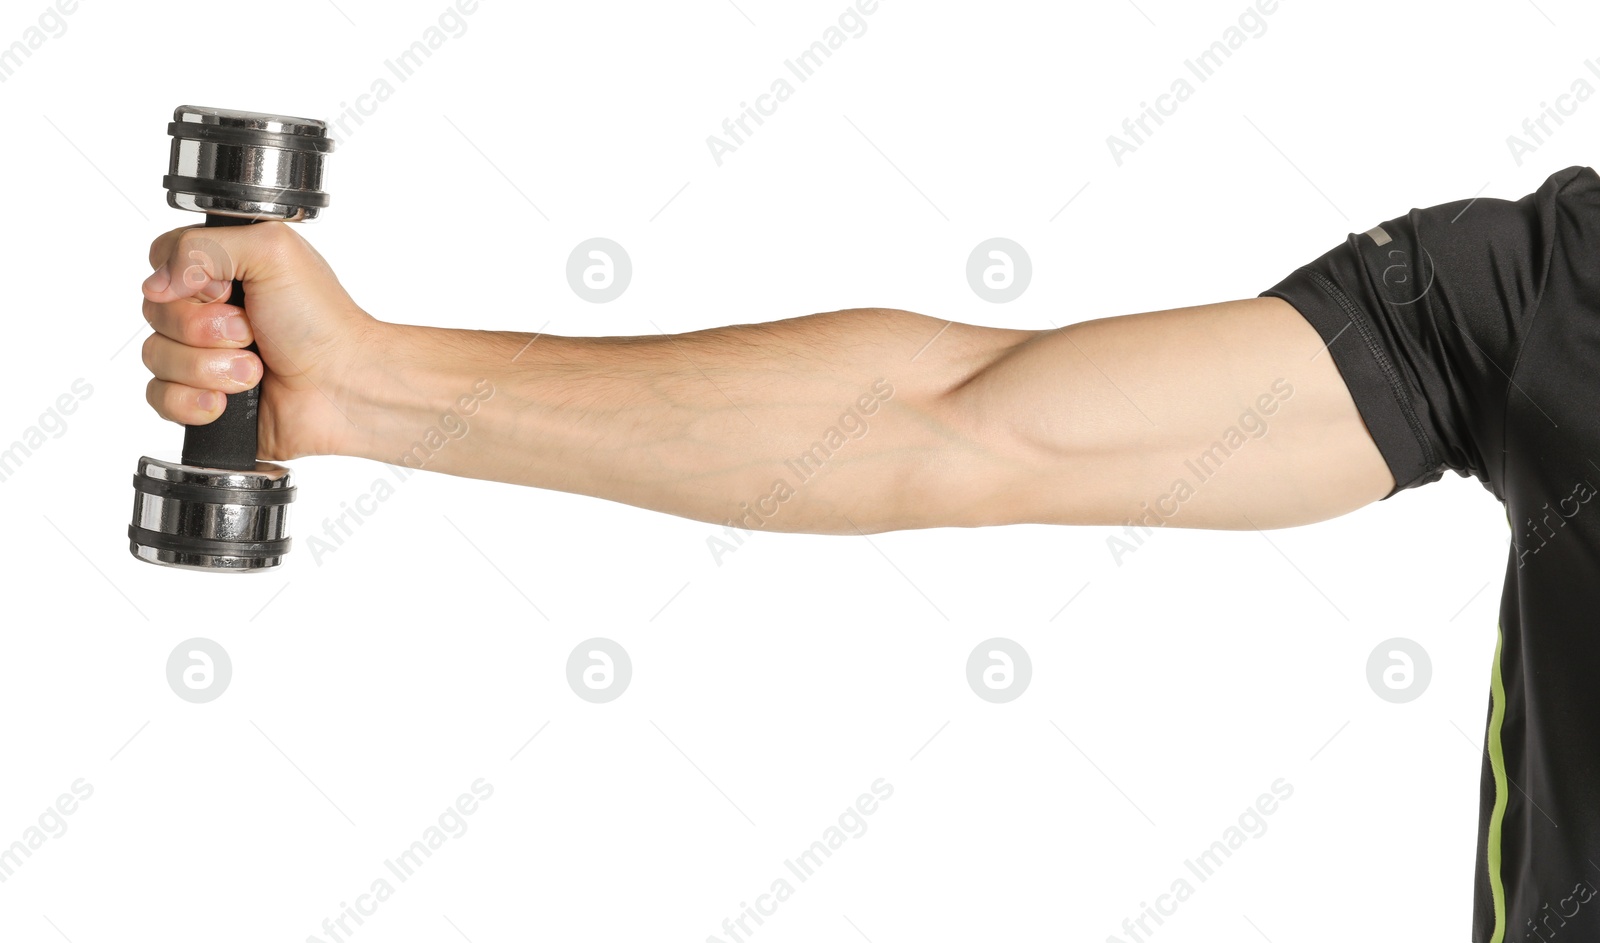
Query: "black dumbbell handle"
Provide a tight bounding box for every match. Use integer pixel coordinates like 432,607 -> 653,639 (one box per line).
181,215 -> 260,471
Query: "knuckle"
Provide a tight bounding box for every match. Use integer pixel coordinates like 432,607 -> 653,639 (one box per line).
175,231 -> 235,286
202,313 -> 229,345
172,229 -> 205,262
203,354 -> 228,383
191,310 -> 227,346
139,333 -> 159,369
257,220 -> 293,247
256,221 -> 302,264
149,229 -> 181,270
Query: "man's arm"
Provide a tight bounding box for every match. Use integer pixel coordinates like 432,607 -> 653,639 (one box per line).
140,224 -> 1392,534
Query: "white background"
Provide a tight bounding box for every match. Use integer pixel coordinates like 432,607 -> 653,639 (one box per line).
0,0 -> 1591,940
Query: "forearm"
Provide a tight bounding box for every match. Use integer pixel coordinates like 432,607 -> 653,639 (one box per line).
345,308 -> 1039,533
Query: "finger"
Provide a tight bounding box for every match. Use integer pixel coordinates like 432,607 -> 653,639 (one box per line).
147,225 -> 199,271
141,332 -> 262,392
143,225 -> 230,304
142,222 -> 300,304
146,378 -> 226,425
142,297 -> 253,348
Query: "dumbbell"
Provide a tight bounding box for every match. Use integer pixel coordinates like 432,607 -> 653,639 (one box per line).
128,106 -> 335,571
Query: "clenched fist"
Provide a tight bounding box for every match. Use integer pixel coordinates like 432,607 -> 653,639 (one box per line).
139,222 -> 382,460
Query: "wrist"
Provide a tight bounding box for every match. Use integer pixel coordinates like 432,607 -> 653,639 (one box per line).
335,321 -> 514,469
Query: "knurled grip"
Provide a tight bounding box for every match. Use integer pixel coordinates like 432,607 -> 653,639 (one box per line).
180,214 -> 259,471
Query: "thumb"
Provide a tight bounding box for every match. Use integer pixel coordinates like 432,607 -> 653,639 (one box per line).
142,222 -> 300,305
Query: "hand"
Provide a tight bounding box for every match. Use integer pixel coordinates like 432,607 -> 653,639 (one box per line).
140,222 -> 381,461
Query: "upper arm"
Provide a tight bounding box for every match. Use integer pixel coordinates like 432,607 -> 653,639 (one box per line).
937,296 -> 1394,530
934,166 -> 1588,531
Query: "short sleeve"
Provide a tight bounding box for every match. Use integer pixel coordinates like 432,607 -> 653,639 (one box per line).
1260,165 -> 1596,500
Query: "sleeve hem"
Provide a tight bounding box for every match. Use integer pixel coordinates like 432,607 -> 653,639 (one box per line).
1262,268 -> 1442,500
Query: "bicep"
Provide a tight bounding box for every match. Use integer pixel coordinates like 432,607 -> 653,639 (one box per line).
938,296 -> 1394,529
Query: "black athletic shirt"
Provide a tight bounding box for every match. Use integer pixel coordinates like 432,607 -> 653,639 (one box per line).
1261,164 -> 1600,943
